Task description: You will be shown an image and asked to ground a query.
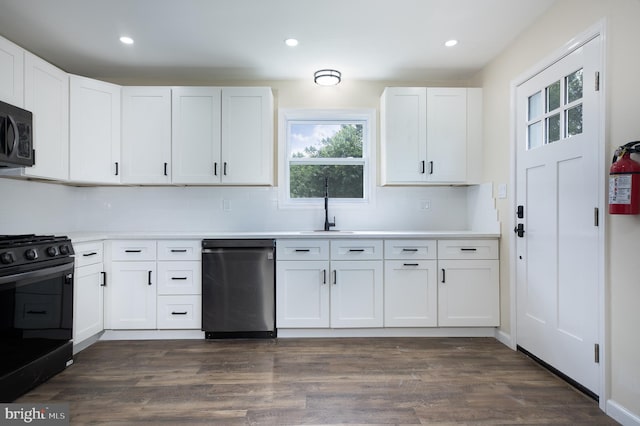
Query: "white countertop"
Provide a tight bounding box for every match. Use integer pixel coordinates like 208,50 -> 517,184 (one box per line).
68,230 -> 500,244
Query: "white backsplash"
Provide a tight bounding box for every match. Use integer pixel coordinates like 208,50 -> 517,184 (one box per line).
1,179 -> 498,234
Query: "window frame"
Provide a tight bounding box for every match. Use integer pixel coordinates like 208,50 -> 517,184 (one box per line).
278,108 -> 376,208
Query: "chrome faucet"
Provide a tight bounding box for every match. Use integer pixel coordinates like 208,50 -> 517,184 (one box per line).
323,177 -> 336,231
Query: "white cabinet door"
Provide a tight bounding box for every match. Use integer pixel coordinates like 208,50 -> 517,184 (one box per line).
384,260 -> 438,327
380,87 -> 427,184
0,36 -> 24,106
381,87 -> 481,185
276,260 -> 330,328
69,75 -> 121,183
171,87 -> 221,184
330,260 -> 383,328
437,259 -> 499,327
23,52 -> 69,180
426,88 -> 467,182
121,87 -> 171,184
221,87 -> 273,185
106,261 -> 157,329
73,263 -> 104,345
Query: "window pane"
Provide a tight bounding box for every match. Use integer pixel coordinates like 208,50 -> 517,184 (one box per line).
547,113 -> 560,143
567,104 -> 583,136
528,91 -> 542,121
566,69 -> 583,104
290,165 -> 364,198
546,81 -> 560,112
528,121 -> 543,150
290,123 -> 363,159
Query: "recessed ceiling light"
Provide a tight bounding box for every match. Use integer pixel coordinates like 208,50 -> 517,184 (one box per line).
285,38 -> 299,47
444,39 -> 458,47
120,36 -> 134,45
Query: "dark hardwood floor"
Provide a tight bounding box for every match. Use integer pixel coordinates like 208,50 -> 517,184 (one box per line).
17,337 -> 616,425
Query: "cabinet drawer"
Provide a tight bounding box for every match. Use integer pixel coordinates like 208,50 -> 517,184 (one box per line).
110,240 -> 157,261
157,261 -> 201,295
384,240 -> 436,260
276,240 -> 329,260
331,240 -> 383,260
157,240 -> 201,261
157,295 -> 201,329
437,239 -> 498,260
74,241 -> 104,267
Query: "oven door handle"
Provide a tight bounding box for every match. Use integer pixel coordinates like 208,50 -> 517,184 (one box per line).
0,261 -> 74,286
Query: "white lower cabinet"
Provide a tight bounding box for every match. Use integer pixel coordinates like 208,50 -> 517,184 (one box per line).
105,240 -> 201,330
73,241 -> 105,346
437,240 -> 499,327
276,260 -> 329,328
330,260 -> 383,328
276,239 -> 383,328
384,259 -> 438,327
276,237 -> 499,331
108,261 -> 157,329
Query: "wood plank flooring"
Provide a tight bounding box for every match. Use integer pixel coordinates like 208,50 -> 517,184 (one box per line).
16,337 -> 617,425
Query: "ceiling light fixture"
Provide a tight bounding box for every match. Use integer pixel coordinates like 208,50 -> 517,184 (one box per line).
119,36 -> 134,45
444,39 -> 458,47
314,69 -> 341,86
284,38 -> 299,47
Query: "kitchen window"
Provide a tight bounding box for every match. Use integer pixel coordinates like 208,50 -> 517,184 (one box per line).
278,109 -> 376,206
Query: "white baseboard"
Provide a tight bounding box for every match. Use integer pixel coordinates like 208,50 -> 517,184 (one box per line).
277,327 -> 497,338
494,328 -> 515,349
607,399 -> 640,426
100,330 -> 205,340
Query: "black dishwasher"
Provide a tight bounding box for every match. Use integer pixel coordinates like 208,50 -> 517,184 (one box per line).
202,239 -> 276,338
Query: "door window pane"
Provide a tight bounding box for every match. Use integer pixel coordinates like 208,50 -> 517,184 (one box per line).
566,69 -> 583,104
528,121 -> 543,150
546,81 -> 561,112
566,104 -> 583,136
528,91 -> 542,120
547,113 -> 560,143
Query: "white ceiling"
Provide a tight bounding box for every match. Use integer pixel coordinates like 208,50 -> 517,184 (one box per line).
0,0 -> 557,83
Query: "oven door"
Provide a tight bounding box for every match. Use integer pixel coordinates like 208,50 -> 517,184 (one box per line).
0,260 -> 73,378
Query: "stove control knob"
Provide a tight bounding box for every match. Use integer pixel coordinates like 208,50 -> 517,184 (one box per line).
24,248 -> 38,261
59,245 -> 70,255
0,252 -> 16,264
46,246 -> 59,257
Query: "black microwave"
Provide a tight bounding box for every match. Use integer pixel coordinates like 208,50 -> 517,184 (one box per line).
0,99 -> 34,168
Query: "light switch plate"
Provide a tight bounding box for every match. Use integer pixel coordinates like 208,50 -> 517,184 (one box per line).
497,183 -> 507,199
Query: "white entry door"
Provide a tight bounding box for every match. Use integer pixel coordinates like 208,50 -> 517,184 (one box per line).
515,36 -> 602,395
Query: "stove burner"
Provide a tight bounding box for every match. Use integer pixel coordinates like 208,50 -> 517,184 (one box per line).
0,234 -> 74,271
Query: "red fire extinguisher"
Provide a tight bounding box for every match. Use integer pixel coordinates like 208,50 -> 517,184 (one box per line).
609,141 -> 640,214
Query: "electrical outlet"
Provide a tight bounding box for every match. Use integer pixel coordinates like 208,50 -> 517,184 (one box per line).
497,184 -> 507,199
420,200 -> 431,210
223,199 -> 231,211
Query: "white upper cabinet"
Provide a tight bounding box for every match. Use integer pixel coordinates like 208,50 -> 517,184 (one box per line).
22,52 -> 69,181
69,75 -> 121,184
221,87 -> 273,185
121,87 -> 172,184
0,36 -> 24,107
171,87 -> 222,184
380,87 -> 482,185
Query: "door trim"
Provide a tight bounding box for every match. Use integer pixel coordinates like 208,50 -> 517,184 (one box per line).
507,19 -> 607,410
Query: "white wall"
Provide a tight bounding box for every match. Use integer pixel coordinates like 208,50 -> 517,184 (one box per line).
476,0 -> 640,421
